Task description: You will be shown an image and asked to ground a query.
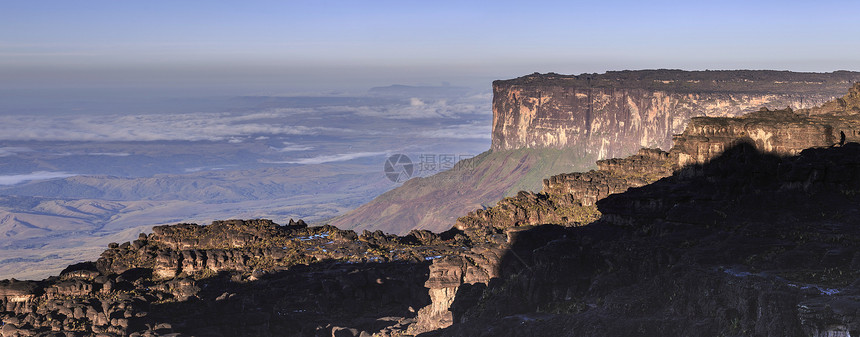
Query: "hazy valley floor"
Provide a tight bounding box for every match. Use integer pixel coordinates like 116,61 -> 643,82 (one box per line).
0,86 -> 491,279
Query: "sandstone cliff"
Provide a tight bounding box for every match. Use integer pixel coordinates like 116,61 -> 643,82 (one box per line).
406,84 -> 860,336
332,70 -> 860,236
454,84 -> 860,234
419,141 -> 860,336
492,70 -> 860,158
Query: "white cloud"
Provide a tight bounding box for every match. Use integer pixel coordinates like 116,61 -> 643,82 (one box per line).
321,98 -> 490,119
0,94 -> 491,142
53,152 -> 131,157
88,152 -> 131,157
261,151 -> 388,165
418,122 -> 492,139
468,92 -> 494,100
270,143 -> 315,152
0,171 -> 76,185
0,110 -> 345,142
0,147 -> 33,157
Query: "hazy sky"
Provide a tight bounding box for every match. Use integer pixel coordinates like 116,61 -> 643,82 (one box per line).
2,0 -> 859,93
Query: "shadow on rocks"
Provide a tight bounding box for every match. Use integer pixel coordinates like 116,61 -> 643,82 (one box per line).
428,143 -> 860,337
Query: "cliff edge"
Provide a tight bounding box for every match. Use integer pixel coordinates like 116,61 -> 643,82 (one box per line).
492,70 -> 860,158
331,70 -> 860,235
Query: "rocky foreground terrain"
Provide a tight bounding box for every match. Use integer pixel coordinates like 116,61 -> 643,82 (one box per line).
0,218 -> 470,336
3,83 -> 860,336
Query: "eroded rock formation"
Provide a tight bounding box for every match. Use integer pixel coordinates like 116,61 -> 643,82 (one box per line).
455,84 -> 860,237
425,142 -> 860,336
332,70 -> 860,236
409,81 -> 860,336
0,219 -> 469,336
492,70 -> 860,158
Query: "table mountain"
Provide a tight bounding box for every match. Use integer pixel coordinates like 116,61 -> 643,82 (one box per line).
330,70 -> 860,235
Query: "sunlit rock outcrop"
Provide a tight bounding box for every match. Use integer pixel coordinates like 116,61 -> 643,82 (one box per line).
333,70 -> 860,236
492,70 -> 860,158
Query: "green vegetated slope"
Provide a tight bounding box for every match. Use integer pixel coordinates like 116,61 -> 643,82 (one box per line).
327,147 -> 597,234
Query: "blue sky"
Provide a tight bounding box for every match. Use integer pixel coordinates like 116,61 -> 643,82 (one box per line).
2,0 -> 859,93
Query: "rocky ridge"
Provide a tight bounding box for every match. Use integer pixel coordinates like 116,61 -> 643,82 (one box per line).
408,82 -> 860,335
3,83 -> 860,336
0,219 -> 470,336
421,141 -> 860,336
332,70 -> 860,236
492,70 -> 860,157
457,84 -> 860,232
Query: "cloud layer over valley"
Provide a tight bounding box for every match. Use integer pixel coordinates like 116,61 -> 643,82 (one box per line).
0,171 -> 76,185
0,94 -> 491,143
0,88 -> 492,279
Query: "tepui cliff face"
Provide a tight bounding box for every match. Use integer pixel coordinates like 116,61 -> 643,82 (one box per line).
411,83 -> 860,336
331,70 -> 860,236
492,70 -> 860,159
456,83 -> 860,234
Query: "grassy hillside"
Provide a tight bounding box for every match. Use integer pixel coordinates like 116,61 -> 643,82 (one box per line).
326,147 -> 598,234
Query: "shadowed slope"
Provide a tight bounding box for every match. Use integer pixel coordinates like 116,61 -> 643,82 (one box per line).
426,143 -> 860,336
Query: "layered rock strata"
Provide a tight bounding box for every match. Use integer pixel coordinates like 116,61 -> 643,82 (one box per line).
410,82 -> 860,335
492,70 -> 860,158
332,71 -> 860,236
